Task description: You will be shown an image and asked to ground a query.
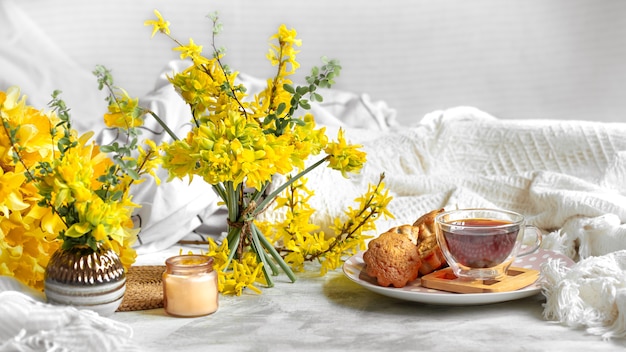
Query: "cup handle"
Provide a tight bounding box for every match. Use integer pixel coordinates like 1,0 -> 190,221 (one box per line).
518,225 -> 542,257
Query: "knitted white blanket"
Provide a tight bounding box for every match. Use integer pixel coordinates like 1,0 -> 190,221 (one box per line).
268,106 -> 626,337
296,107 -> 626,253
0,278 -> 139,351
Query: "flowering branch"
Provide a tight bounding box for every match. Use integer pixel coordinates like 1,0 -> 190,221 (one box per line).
258,173 -> 393,275
140,9 -> 382,295
308,173 -> 389,262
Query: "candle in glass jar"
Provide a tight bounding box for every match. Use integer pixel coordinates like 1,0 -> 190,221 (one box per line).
163,255 -> 218,317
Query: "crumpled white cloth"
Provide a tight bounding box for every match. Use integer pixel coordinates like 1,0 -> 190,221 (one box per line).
0,278 -> 139,352
541,250 -> 626,340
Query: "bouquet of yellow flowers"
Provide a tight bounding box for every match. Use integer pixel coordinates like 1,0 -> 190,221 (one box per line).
1,87 -> 61,290
144,10 -> 394,294
0,72 -> 159,289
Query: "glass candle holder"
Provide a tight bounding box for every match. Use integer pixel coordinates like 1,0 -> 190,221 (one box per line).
163,255 -> 219,317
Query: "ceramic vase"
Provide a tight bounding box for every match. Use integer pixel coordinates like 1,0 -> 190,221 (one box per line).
44,244 -> 126,316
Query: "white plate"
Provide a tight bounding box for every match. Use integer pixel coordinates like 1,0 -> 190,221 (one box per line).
342,249 -> 574,305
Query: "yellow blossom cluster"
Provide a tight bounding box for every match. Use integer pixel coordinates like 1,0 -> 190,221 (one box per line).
145,11 -> 349,190
103,89 -> 144,129
206,238 -> 265,296
158,25 -> 334,192
144,10 -> 382,294
34,130 -> 141,267
0,87 -> 61,290
162,108 -> 298,190
1,82 -> 159,290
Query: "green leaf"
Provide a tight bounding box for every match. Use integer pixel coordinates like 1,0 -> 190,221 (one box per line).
313,93 -> 323,102
296,86 -> 309,95
276,102 -> 286,115
127,169 -> 140,180
283,84 -> 295,94
299,100 -> 311,110
100,145 -> 115,153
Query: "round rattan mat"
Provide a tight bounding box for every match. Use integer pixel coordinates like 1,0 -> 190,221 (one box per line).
117,265 -> 165,312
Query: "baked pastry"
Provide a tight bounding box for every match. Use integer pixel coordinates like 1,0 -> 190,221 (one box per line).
363,226 -> 422,288
412,208 -> 446,275
362,209 -> 447,288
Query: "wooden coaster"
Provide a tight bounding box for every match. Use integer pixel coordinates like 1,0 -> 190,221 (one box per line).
117,265 -> 165,312
420,267 -> 539,294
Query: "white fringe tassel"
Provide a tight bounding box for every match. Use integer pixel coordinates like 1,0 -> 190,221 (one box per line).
541,250 -> 626,340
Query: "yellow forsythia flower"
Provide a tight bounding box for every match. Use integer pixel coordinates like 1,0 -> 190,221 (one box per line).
173,38 -> 203,61
103,89 -> 144,128
144,9 -> 170,37
325,128 -> 367,177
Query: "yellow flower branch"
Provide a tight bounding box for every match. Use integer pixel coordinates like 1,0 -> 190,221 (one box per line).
139,10 -> 388,294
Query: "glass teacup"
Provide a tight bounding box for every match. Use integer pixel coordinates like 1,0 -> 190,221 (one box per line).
435,208 -> 542,280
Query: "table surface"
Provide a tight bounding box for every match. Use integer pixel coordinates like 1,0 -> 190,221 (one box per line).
111,248 -> 625,352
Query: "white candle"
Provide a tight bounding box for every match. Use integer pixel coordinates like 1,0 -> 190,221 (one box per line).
163,255 -> 218,317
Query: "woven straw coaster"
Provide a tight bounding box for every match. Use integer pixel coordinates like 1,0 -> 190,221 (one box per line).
117,265 -> 165,312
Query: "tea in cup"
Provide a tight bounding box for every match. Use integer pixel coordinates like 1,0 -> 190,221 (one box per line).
434,208 -> 541,280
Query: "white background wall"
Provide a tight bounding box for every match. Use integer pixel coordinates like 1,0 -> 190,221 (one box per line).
12,0 -> 626,124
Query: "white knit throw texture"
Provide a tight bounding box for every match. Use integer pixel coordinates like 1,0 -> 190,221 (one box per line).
262,106 -> 626,337
0,279 -> 139,352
